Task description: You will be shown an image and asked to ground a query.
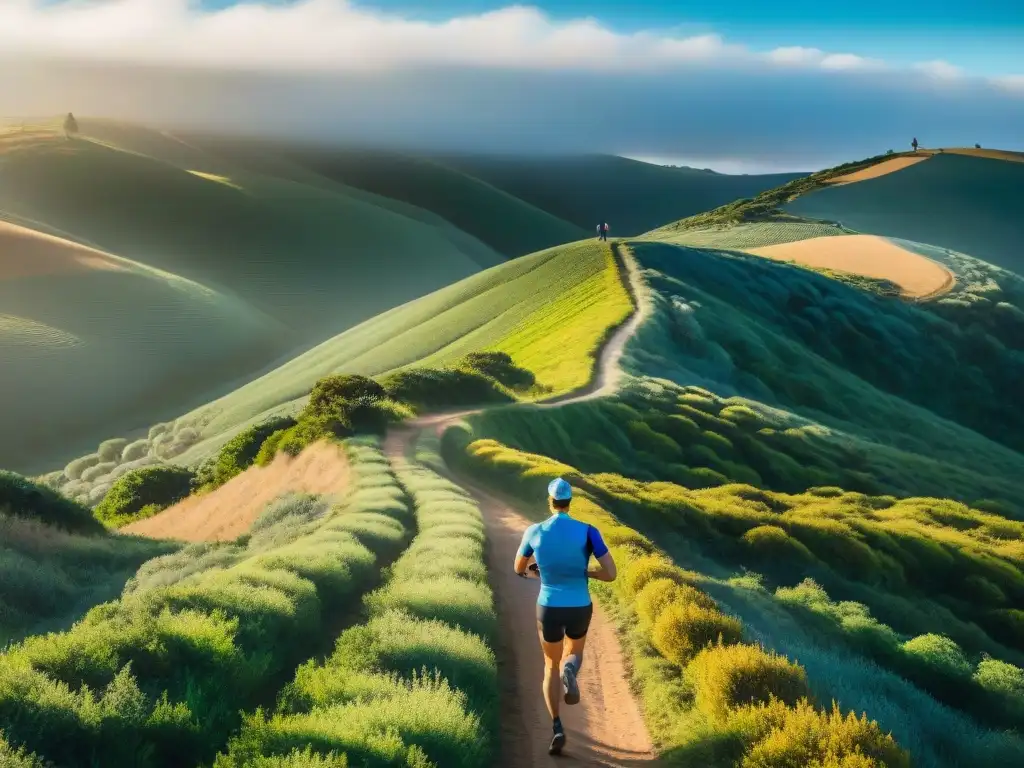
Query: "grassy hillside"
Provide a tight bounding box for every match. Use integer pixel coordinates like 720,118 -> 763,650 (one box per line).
0,220 -> 286,475
0,121 -> 520,472
188,138 -> 588,257
0,128 -> 503,337
0,471 -> 174,646
786,153 -> 1024,275
435,153 -> 804,235
45,240 -> 630,506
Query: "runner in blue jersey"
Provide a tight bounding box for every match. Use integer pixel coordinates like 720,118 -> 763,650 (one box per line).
513,477 -> 617,755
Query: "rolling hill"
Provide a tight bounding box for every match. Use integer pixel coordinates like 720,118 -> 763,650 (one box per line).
3,135 -> 1023,768
1,119 -> 793,475
0,218 -> 285,476
435,152 -> 805,235
786,153 -> 1024,274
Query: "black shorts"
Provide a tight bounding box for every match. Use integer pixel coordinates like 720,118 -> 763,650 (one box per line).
537,603 -> 593,643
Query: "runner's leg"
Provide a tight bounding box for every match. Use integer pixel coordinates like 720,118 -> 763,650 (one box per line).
561,605 -> 593,705
539,628 -> 565,720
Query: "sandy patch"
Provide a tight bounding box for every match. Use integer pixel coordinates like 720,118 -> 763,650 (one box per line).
746,234 -> 955,299
827,156 -> 931,185
0,221 -> 128,280
125,441 -> 350,542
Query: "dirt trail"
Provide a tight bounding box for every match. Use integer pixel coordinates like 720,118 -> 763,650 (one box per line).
125,441 -> 350,542
386,245 -> 656,764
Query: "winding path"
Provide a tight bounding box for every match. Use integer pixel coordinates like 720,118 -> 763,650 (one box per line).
384,243 -> 656,766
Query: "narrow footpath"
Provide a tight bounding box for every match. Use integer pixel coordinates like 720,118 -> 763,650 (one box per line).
385,244 -> 657,765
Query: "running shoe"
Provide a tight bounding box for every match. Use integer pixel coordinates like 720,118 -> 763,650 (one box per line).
549,724 -> 566,755
562,662 -> 580,705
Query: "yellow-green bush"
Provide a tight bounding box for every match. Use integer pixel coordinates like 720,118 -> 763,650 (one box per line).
636,578 -> 717,627
622,554 -> 697,599
742,525 -> 816,563
688,642 -> 810,720
652,602 -> 743,666
738,699 -> 910,768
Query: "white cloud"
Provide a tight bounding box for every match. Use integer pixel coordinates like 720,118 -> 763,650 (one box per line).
913,60 -> 965,79
819,53 -> 886,72
991,75 -> 1024,93
0,0 -> 989,83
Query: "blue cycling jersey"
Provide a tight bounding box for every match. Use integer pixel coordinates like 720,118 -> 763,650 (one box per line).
517,513 -> 609,608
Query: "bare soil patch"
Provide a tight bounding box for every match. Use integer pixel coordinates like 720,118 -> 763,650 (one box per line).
746,234 -> 955,299
125,441 -> 350,542
826,156 -> 931,185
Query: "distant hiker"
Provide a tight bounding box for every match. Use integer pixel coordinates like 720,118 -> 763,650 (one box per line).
600,222 -> 610,241
514,478 -> 617,756
911,137 -> 919,152
596,224 -> 602,240
63,112 -> 78,140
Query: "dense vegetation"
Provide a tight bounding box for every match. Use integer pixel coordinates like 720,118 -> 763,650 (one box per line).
218,449 -> 497,766
442,427 -> 923,766
93,466 -> 197,528
623,242 -> 1024,501
0,444 -> 414,766
0,510 -> 174,646
0,471 -> 103,534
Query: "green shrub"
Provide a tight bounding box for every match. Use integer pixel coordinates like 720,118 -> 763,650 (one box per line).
0,470 -> 103,534
636,578 -> 718,627
738,699 -> 911,768
742,525 -> 815,563
64,453 -> 100,481
277,417 -> 350,458
307,375 -> 386,419
208,417 -> 298,489
652,602 -> 743,665
121,439 -> 151,462
256,430 -> 290,467
94,466 -> 196,527
689,642 -> 811,719
98,438 -> 129,463
973,658 -> 1024,700
620,555 -> 697,599
0,731 -> 45,767
901,634 -> 972,679
381,367 -> 514,411
462,351 -> 535,390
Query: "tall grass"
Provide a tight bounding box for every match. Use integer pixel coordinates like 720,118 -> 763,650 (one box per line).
0,513 -> 175,646
0,440 -> 414,767
218,442 -> 497,767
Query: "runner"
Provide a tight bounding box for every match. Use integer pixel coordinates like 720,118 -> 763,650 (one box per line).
513,478 -> 617,755
911,137 -> 919,152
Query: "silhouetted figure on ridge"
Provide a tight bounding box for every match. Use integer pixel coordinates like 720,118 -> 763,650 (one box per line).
63,112 -> 79,140
911,137 -> 919,152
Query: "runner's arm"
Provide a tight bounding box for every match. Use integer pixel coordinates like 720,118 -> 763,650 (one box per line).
514,525 -> 538,577
585,526 -> 617,582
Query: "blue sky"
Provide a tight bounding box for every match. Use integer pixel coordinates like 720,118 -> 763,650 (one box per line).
198,0 -> 1023,76
4,1 -> 1023,172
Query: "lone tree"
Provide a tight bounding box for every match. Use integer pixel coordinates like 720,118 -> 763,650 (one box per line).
63,112 -> 79,140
